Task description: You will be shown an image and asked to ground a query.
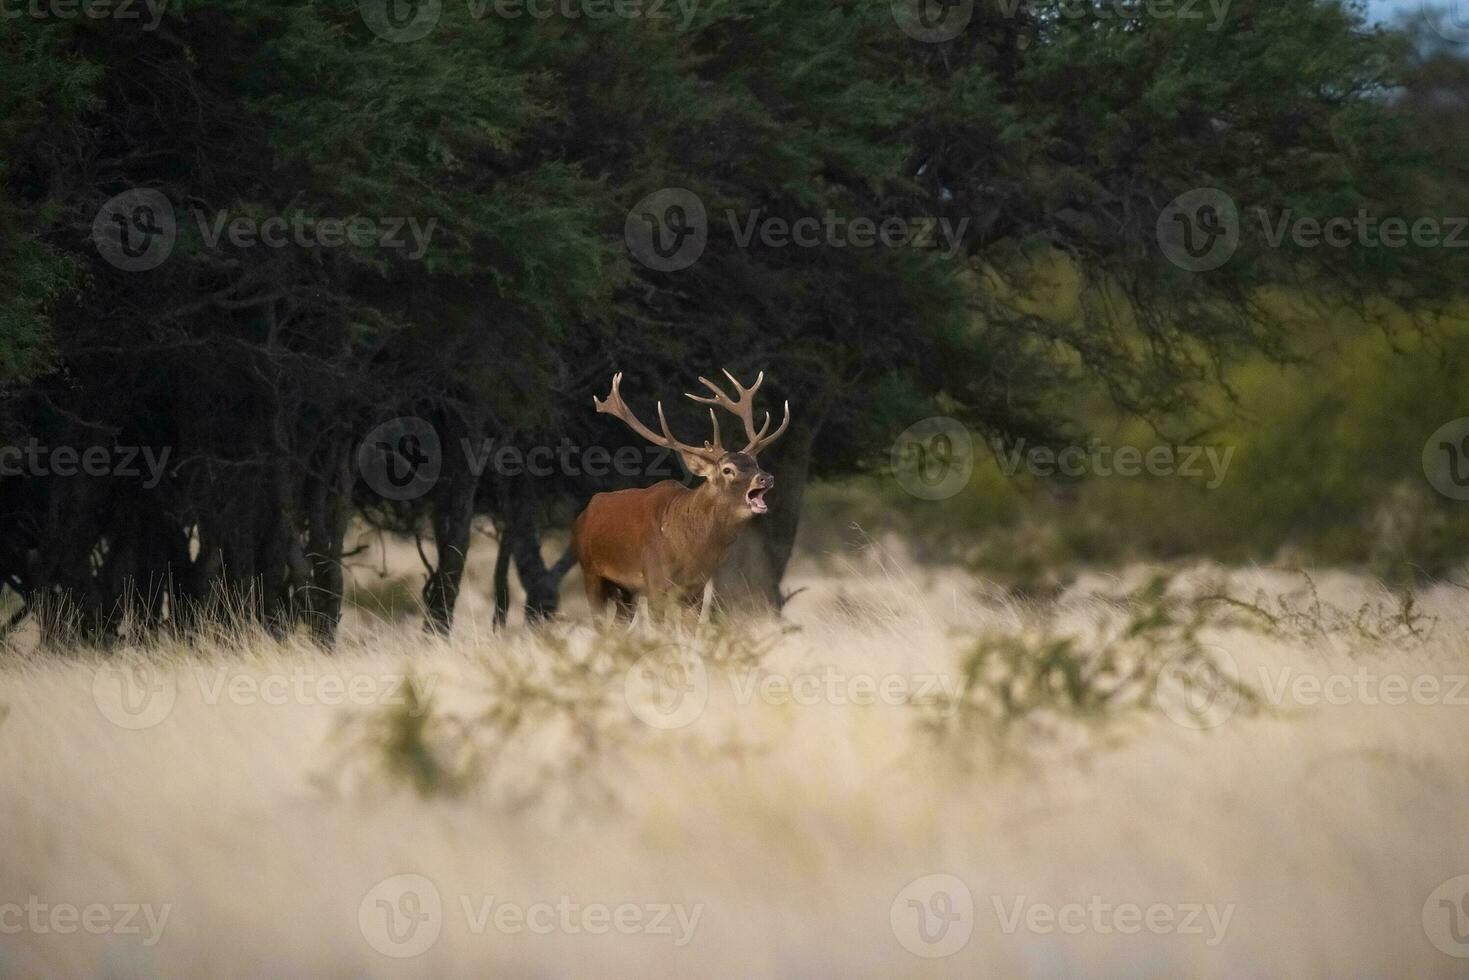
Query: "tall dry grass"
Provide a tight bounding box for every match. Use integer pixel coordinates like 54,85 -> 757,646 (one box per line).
1,547 -> 1467,977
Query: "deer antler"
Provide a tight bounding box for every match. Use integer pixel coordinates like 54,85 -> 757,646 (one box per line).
685,369 -> 790,455
594,373 -> 724,463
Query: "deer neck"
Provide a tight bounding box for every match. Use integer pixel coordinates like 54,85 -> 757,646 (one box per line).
661,482 -> 747,572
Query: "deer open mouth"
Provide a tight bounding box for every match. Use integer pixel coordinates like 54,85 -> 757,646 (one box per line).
746,486 -> 769,514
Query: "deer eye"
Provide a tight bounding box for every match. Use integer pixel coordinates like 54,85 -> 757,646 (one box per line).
722,466 -> 734,476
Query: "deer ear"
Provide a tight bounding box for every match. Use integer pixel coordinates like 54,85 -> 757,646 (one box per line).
679,450 -> 716,479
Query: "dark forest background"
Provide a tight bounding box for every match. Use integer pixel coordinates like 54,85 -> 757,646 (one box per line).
2,0 -> 1466,644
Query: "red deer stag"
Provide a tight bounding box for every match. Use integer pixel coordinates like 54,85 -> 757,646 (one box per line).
573,369 -> 790,621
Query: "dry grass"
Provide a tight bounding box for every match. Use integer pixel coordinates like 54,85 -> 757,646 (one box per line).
1,548 -> 1468,977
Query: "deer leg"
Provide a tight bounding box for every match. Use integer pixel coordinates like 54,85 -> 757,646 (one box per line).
629,594 -> 653,633
584,570 -> 611,617
698,580 -> 715,627
586,573 -> 634,627
609,584 -> 637,625
671,585 -> 710,633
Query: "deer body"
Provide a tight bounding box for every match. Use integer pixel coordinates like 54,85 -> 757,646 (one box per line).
574,479 -> 745,606
573,371 -> 789,618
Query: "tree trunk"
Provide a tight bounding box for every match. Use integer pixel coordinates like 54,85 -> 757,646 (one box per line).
498,470 -> 576,622
492,526 -> 512,629
422,414 -> 483,635
304,442 -> 352,646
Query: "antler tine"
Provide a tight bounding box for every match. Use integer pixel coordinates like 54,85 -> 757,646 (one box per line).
704,407 -> 723,453
678,371 -> 787,455
750,399 -> 791,453
685,376 -> 733,409
683,368 -> 789,454
722,367 -> 761,394
654,400 -> 687,451
595,373 -> 722,462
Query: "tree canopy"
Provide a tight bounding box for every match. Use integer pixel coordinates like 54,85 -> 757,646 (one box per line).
0,0 -> 1459,640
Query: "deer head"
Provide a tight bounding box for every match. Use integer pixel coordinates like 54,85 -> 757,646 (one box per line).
594,369 -> 790,518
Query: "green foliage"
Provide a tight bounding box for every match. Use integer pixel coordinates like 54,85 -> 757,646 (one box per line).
327,671 -> 478,799
816,304 -> 1469,587
921,576 -> 1261,759
324,621 -> 781,805
0,23 -> 100,383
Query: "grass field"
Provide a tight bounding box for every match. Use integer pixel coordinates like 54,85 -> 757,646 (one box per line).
2,547 -> 1468,977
